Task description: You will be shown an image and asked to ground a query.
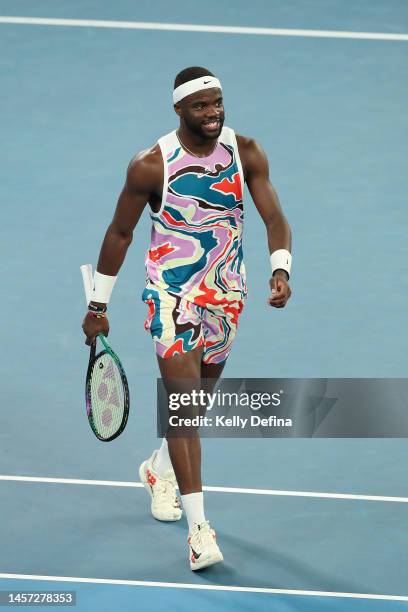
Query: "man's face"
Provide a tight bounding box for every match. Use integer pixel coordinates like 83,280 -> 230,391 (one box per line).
176,88 -> 225,139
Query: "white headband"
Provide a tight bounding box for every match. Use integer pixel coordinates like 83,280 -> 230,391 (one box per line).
173,76 -> 222,104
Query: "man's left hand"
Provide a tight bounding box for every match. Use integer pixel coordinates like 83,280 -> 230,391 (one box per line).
268,270 -> 291,308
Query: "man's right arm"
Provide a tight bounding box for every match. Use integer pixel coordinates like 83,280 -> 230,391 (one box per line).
82,147 -> 162,344
95,148 -> 161,278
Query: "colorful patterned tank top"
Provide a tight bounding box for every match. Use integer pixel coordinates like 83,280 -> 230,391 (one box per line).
145,126 -> 247,307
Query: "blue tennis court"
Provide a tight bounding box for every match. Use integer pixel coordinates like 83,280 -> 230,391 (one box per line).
1,0 -> 408,609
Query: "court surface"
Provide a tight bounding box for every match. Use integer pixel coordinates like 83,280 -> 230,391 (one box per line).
1,1 -> 408,610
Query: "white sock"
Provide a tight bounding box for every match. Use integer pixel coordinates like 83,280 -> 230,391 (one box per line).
153,438 -> 173,477
181,492 -> 206,532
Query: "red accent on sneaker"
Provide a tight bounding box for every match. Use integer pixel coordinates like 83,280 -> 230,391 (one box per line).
146,469 -> 156,486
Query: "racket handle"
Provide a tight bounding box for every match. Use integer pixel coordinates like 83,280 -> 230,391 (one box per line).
80,264 -> 93,306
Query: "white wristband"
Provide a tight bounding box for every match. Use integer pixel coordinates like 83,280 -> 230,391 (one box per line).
270,249 -> 292,278
91,271 -> 117,304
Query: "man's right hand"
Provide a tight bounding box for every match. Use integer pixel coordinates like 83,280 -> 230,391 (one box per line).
82,313 -> 110,346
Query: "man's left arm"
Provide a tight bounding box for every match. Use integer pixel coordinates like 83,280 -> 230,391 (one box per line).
240,137 -> 292,308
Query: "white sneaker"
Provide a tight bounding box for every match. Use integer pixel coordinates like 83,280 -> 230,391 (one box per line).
139,450 -> 182,521
188,521 -> 224,571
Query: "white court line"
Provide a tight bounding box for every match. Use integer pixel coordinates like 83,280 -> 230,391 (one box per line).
1,474 -> 408,503
0,16 -> 407,41
0,573 -> 407,601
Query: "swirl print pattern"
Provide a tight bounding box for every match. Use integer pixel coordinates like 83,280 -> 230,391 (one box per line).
143,126 -> 246,363
142,287 -> 244,364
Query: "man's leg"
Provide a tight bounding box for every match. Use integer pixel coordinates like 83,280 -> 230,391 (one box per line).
154,358 -> 226,494
139,292 -> 208,524
157,346 -> 203,495
156,349 -> 227,570
158,355 -> 226,508
156,305 -> 234,518
147,300 -> 240,497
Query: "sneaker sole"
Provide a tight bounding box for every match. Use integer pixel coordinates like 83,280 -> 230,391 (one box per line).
190,550 -> 224,571
139,460 -> 182,522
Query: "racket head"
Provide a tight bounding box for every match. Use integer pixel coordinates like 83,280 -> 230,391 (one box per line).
85,335 -> 130,441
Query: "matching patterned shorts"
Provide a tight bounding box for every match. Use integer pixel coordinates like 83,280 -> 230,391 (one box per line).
142,287 -> 244,365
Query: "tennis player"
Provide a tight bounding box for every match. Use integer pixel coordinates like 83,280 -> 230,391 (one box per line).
82,66 -> 292,570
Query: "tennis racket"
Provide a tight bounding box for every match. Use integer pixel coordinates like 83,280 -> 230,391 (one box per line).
80,264 -> 130,441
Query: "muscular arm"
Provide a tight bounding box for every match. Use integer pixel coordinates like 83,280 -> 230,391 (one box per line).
96,148 -> 161,277
240,137 -> 291,263
238,136 -> 292,307
82,147 -> 162,345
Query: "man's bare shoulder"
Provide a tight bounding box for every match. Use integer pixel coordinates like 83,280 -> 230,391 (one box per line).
126,143 -> 163,193
235,134 -> 268,178
236,133 -> 254,148
236,134 -> 265,155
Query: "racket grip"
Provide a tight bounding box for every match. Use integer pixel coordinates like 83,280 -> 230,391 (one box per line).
80,264 -> 93,306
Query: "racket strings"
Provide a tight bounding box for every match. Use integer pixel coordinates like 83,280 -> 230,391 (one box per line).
89,352 -> 125,439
